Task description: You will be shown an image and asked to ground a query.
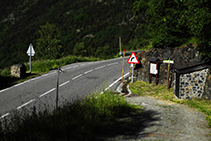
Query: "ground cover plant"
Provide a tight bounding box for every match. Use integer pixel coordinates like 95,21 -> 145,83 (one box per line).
0,92 -> 142,141
129,81 -> 211,128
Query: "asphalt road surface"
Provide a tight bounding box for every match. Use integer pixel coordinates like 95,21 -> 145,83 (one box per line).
0,57 -> 130,119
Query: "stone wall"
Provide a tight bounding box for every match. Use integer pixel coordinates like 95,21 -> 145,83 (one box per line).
11,64 -> 26,77
177,69 -> 208,99
133,44 -> 211,100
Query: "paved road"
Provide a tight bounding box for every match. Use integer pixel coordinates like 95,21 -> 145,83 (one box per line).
0,57 -> 130,119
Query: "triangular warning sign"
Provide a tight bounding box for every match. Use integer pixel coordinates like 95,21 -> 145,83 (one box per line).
127,52 -> 139,64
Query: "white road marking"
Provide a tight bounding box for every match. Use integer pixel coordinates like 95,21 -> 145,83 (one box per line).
84,69 -> 93,74
72,74 -> 83,80
101,72 -> 129,94
59,81 -> 70,87
72,65 -> 78,68
39,88 -> 56,98
17,99 -> 36,110
107,62 -> 118,66
95,65 -> 106,70
0,113 -> 10,119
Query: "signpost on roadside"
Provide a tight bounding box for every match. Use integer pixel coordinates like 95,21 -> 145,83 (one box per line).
26,43 -> 35,73
122,49 -> 125,83
119,36 -> 122,56
163,58 -> 174,89
127,52 -> 140,83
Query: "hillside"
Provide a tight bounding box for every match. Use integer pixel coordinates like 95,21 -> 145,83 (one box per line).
0,0 -> 139,69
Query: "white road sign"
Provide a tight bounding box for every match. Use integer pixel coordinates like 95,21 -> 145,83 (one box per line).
27,43 -> 35,56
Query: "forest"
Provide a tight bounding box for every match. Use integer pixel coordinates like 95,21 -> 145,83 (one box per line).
0,0 -> 211,70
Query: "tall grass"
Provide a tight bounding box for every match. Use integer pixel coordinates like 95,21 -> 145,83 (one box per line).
0,92 -> 142,141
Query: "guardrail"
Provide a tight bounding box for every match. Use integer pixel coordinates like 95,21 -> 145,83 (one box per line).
119,50 -> 144,56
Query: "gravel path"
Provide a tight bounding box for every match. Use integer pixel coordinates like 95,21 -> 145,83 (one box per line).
101,95 -> 211,141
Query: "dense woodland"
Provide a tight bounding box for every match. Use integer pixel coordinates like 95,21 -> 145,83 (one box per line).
0,0 -> 211,69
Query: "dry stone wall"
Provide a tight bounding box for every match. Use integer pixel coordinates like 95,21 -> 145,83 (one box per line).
133,44 -> 211,100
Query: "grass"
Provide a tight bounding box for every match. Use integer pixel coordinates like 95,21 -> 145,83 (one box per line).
0,55 -> 100,90
0,92 -> 142,141
130,81 -> 211,128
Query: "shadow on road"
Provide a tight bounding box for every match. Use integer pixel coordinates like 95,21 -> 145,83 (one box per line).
95,109 -> 161,140
0,73 -> 38,90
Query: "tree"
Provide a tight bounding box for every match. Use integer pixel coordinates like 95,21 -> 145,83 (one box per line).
133,0 -> 211,59
36,22 -> 62,60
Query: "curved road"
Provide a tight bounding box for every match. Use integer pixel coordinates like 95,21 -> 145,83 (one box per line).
0,57 -> 130,119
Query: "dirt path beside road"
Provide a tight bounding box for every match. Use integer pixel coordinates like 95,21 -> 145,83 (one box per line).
100,95 -> 210,141
124,96 -> 211,141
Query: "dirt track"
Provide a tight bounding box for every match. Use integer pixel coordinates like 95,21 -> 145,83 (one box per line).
100,95 -> 211,141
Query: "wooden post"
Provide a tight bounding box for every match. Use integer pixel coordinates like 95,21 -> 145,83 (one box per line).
167,58 -> 170,89
149,62 -> 151,84
155,61 -> 158,85
122,49 -> 125,83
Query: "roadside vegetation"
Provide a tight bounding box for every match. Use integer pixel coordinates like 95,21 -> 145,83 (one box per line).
0,55 -> 100,90
0,92 -> 142,141
130,81 -> 211,128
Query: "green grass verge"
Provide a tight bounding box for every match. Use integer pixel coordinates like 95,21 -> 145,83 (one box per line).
0,55 -> 100,90
130,81 -> 211,128
0,92 -> 142,141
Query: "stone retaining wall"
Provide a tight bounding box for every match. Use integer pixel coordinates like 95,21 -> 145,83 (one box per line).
133,44 -> 211,100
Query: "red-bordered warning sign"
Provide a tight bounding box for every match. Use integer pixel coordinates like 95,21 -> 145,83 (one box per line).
127,52 -> 139,64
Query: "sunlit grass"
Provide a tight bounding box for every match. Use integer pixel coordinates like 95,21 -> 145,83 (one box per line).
0,92 -> 142,141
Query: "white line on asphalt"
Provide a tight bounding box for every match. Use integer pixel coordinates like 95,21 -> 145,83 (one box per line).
95,65 -> 106,70
107,62 -> 118,66
39,88 -> 56,98
101,72 -> 130,94
72,74 -> 83,80
72,65 -> 79,68
59,81 -> 70,87
65,66 -> 72,70
17,99 -> 36,110
84,69 -> 93,74
0,113 -> 10,119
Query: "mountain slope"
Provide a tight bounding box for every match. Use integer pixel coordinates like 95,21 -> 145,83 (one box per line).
0,0 -> 138,69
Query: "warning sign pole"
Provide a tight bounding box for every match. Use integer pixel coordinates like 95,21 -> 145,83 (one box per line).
122,49 -> 125,83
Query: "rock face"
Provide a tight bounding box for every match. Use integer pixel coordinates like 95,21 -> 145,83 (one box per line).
11,64 -> 26,78
133,44 -> 211,100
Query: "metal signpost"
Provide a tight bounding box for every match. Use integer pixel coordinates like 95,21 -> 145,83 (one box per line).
119,36 -> 122,56
26,43 -> 35,73
56,67 -> 63,109
127,52 -> 140,83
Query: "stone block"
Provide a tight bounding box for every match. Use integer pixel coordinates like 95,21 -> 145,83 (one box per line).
11,64 -> 26,78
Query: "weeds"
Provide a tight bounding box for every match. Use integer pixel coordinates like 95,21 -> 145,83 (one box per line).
0,92 -> 142,141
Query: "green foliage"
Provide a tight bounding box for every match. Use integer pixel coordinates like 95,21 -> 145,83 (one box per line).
73,42 -> 87,56
0,92 -> 142,140
0,68 -> 11,76
95,44 -> 111,59
36,22 -> 63,60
